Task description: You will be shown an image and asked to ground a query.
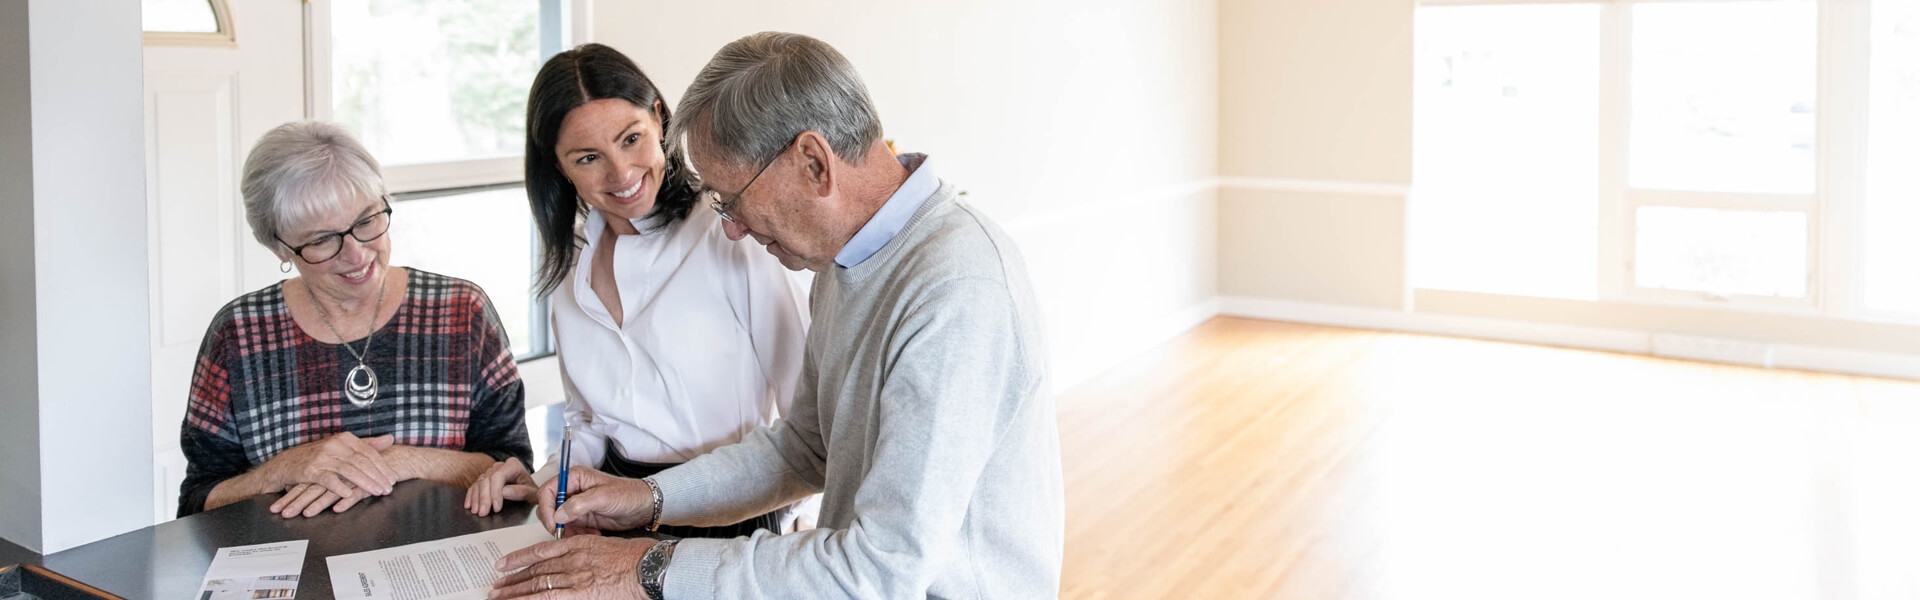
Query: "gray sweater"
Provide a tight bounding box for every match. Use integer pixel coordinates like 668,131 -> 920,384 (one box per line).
651,181 -> 1065,599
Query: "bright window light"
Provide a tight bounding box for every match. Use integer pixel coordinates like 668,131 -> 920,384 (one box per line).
1864,0 -> 1920,314
142,0 -> 218,33
1412,4 -> 1600,300
1633,207 -> 1807,298
1629,1 -> 1817,195
385,187 -> 535,356
331,0 -> 539,167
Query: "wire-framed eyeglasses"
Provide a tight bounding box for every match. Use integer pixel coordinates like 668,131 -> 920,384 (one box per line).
702,154 -> 779,224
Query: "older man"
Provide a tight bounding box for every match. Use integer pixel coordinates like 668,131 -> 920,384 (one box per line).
491,32 -> 1064,599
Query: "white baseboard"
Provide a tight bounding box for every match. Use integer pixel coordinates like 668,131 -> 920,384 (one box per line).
1771,344 -> 1920,381
1650,333 -> 1776,368
1218,295 -> 1920,381
1218,296 -> 1653,354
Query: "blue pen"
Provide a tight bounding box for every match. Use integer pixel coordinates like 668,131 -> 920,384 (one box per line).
555,425 -> 572,539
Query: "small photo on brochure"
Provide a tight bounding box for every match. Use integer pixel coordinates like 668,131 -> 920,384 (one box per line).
197,540 -> 309,600
200,574 -> 300,600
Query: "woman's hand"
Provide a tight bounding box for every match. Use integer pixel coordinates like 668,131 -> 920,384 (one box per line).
490,536 -> 654,599
261,432 -> 400,502
466,459 -> 538,516
535,467 -> 657,534
269,483 -> 371,518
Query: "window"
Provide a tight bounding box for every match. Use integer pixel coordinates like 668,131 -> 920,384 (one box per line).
1414,0 -> 1862,314
1632,206 -> 1807,298
384,186 -> 540,356
1863,0 -> 1920,315
329,0 -> 537,172
142,0 -> 232,44
1412,4 -> 1600,300
1623,1 -> 1817,304
310,0 -> 565,359
1627,2 -> 1817,195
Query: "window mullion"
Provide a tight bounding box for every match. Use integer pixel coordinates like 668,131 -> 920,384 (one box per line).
1596,1 -> 1632,302
302,0 -> 332,121
1816,0 -> 1872,319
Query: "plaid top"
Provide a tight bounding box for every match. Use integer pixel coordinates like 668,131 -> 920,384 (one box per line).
177,268 -> 531,516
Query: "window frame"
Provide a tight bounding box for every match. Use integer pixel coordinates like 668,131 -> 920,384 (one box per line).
1415,0 -> 1894,321
303,0 -> 590,360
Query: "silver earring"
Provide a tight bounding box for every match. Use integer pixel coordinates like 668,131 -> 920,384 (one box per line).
280,260 -> 293,274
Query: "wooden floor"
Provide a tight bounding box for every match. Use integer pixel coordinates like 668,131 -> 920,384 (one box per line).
1057,317 -> 1920,600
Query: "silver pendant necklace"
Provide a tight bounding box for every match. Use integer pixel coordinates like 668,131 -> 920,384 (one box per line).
304,270 -> 389,408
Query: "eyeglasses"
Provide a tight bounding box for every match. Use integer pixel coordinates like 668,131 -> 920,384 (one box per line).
702,144 -> 790,223
276,198 -> 394,264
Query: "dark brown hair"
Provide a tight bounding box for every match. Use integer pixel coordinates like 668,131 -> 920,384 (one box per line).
525,43 -> 698,297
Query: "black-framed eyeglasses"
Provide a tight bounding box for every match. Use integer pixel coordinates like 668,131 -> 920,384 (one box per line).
276,197 -> 394,264
702,151 -> 781,224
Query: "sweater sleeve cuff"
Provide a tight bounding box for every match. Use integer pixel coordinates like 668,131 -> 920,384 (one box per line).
661,538 -> 726,599
648,464 -> 720,523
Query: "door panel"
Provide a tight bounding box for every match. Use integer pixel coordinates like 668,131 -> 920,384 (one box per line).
143,0 -> 304,522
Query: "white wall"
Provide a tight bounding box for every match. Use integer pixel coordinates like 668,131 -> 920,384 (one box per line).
0,0 -> 156,554
0,0 -> 45,551
590,0 -> 1221,390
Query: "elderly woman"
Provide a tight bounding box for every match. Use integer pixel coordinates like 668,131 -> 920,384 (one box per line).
178,121 -> 532,519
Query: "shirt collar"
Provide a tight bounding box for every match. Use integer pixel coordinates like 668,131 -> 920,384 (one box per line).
835,153 -> 936,269
581,207 -> 668,250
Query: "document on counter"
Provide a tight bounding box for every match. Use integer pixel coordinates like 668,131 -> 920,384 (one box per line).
197,539 -> 309,600
325,524 -> 553,600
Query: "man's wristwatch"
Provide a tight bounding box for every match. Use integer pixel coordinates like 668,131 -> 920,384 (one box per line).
637,539 -> 678,600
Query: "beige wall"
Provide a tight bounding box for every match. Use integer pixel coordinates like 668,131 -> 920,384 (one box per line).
1220,0 -> 1413,183
1217,0 -> 1414,308
590,0 -> 1220,388
1219,187 -> 1405,309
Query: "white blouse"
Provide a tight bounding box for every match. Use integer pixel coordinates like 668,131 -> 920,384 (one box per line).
541,205 -> 809,475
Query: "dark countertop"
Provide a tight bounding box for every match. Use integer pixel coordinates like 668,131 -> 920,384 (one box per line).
31,480 -> 539,599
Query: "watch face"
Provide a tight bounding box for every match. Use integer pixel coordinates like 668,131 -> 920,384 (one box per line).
640,540 -> 676,597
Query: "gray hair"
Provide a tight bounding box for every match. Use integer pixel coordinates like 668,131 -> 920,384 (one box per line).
240,121 -> 387,256
667,32 -> 884,169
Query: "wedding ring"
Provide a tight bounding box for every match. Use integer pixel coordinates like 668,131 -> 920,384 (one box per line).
544,575 -> 553,591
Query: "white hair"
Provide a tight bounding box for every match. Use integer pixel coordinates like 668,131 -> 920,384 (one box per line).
240,121 -> 387,256
667,32 -> 884,169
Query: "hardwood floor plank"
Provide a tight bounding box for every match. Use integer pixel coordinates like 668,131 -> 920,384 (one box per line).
1058,317 -> 1920,599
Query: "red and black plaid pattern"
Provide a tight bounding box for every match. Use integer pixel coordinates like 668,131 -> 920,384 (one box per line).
178,268 -> 531,516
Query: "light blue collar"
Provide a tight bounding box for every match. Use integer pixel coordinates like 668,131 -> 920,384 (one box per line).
835,153 -> 936,269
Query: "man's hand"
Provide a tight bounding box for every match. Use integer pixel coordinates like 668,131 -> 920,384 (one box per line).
259,432 -> 399,503
489,536 -> 654,599
535,467 -> 657,534
466,459 -> 538,516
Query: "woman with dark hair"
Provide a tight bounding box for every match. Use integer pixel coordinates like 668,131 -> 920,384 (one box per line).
461,43 -> 809,539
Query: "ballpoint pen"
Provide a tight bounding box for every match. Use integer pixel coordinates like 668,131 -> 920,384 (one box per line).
555,425 -> 572,539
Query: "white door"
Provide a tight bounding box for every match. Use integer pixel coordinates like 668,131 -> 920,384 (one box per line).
143,0 -> 306,522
